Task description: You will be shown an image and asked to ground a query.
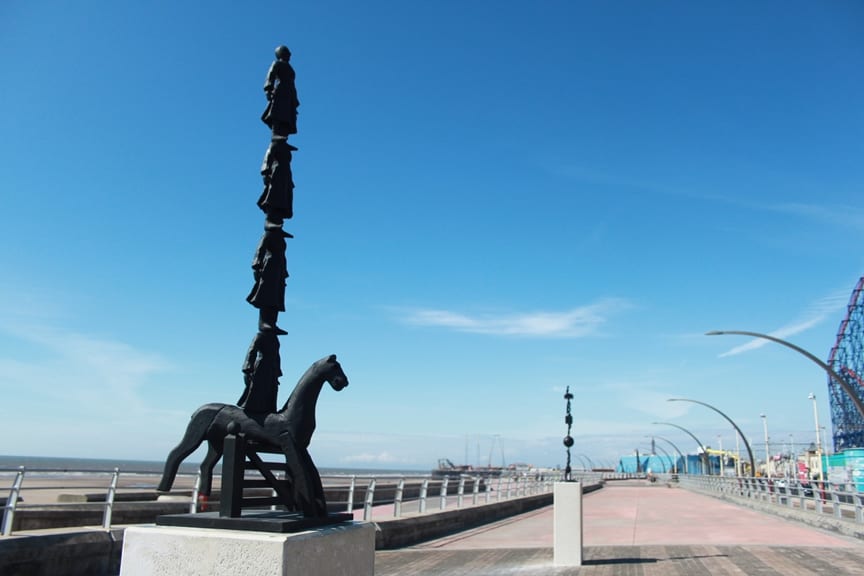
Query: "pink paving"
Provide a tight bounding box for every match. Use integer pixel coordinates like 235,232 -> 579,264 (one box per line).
415,482 -> 862,549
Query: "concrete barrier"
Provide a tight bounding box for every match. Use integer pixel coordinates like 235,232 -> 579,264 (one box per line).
374,492 -> 551,549
374,482 -> 603,549
0,529 -> 124,576
0,485 -> 599,576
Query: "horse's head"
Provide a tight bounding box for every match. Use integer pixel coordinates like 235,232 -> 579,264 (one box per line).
323,354 -> 349,391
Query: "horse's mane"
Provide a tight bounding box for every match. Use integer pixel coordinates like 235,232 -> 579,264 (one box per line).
277,354 -> 336,412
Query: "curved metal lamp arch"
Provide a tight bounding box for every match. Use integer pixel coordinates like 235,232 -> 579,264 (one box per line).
652,421 -> 710,474
573,454 -> 590,471
651,434 -> 688,474
706,330 -> 864,419
668,398 -> 755,478
576,453 -> 595,470
645,439 -> 674,473
653,444 -> 673,473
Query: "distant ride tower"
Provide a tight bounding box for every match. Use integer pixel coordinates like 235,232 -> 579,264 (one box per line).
827,276 -> 864,451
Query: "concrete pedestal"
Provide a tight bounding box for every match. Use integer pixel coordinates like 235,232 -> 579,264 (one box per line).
553,481 -> 583,566
119,521 -> 375,576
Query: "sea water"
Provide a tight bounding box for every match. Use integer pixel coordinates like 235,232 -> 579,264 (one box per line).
0,454 -> 425,478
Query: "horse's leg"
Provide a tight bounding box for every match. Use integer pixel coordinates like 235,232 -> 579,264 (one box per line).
297,448 -> 326,514
198,440 -> 223,497
281,442 -> 326,517
157,412 -> 212,492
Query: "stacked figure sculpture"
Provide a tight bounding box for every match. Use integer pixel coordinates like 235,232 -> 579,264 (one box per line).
563,386 -> 574,481
240,45 -> 300,413
158,46 -> 349,522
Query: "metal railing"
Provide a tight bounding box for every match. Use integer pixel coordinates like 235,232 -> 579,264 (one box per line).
0,466 -> 201,536
351,470 -> 588,521
678,474 -> 864,527
2,466 -> 618,536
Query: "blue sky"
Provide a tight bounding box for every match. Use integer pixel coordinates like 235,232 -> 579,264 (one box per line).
1,1 -> 862,471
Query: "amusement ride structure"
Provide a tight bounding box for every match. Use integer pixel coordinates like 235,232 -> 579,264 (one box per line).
827,276 -> 864,451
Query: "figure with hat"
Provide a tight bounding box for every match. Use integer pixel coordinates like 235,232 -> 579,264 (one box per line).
262,45 -> 299,138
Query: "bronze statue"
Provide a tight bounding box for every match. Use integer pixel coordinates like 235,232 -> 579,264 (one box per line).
258,139 -> 296,220
158,355 -> 348,518
238,331 -> 282,413
246,224 -> 289,332
158,45 -> 347,524
261,45 -> 299,138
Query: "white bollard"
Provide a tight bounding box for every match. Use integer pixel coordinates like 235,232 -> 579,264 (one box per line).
553,481 -> 583,566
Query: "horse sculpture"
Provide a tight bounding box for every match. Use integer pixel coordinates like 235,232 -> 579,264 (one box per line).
157,354 -> 348,517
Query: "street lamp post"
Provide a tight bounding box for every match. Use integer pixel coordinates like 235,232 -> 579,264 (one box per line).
653,422 -> 710,475
718,435 -> 725,477
646,436 -> 681,474
809,393 -> 823,481
651,442 -> 674,473
788,433 -> 794,478
706,330 -> 864,419
652,435 -> 688,474
667,398 -> 756,478
735,432 -> 742,477
761,413 -> 770,477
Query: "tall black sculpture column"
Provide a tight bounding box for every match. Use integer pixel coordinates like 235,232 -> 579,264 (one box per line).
238,45 -> 300,414
563,386 -> 574,481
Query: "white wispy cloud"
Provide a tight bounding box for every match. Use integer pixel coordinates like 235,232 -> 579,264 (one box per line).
397,298 -> 631,338
717,289 -> 850,357
0,301 -> 173,413
769,202 -> 864,230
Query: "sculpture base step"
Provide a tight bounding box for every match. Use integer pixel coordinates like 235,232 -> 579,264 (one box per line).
156,510 -> 352,533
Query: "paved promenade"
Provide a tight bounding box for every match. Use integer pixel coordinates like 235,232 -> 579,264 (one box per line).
375,480 -> 864,575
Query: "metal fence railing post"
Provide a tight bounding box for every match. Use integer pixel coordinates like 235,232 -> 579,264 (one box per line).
440,478 -> 449,510
102,468 -> 120,530
457,476 -> 465,508
2,467 -> 25,536
856,494 -> 864,524
346,475 -> 356,513
419,479 -> 428,514
472,476 -> 480,505
189,472 -> 201,513
394,478 -> 405,518
363,479 -> 376,521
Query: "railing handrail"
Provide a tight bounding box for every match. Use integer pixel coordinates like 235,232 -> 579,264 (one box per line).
676,473 -> 864,532
0,464 -> 623,536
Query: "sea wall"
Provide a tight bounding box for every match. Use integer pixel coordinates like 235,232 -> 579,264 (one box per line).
0,529 -> 124,576
0,483 -> 600,576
